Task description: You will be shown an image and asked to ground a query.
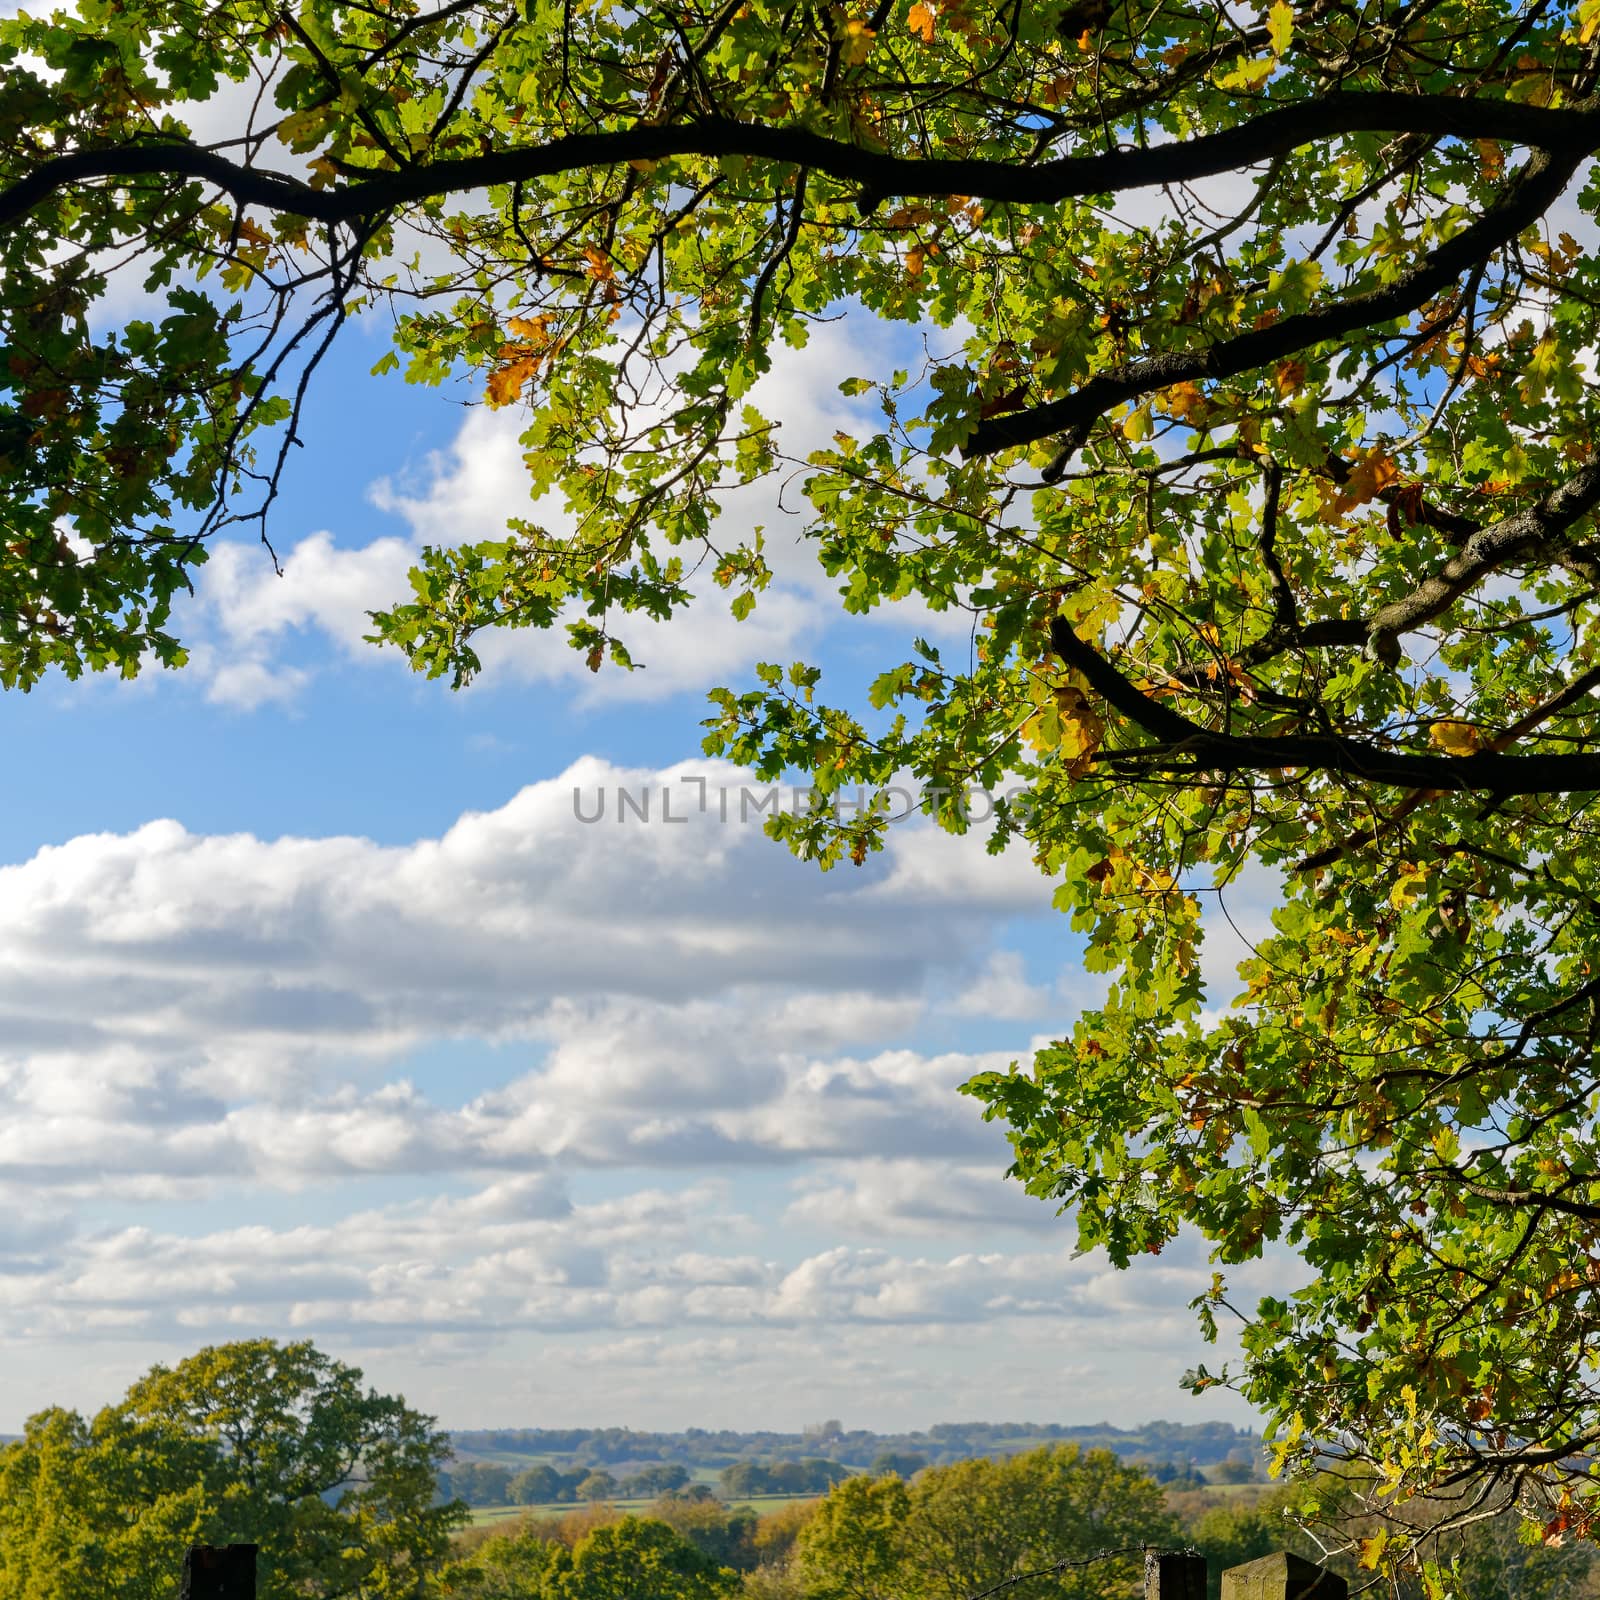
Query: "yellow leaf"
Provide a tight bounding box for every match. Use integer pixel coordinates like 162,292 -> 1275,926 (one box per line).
1429,719 -> 1481,756
1218,54 -> 1275,90
1055,684 -> 1105,771
1266,0 -> 1293,53
1521,334 -> 1568,404
1359,1531 -> 1388,1571
907,1 -> 936,41
1389,862 -> 1429,909
276,104 -> 332,151
838,18 -> 876,63
1123,405 -> 1152,442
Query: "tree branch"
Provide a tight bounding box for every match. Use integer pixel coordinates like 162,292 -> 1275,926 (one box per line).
969,133 -> 1587,475
1049,615 -> 1600,794
3,94 -> 1597,236
1365,459 -> 1600,659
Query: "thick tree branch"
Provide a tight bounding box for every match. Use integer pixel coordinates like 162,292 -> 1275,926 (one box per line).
3,94 -> 1598,235
1049,614 -> 1600,793
970,134 -> 1588,475
1365,460 -> 1600,657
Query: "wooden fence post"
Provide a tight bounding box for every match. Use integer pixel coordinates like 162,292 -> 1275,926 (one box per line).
1146,1549 -> 1208,1600
1220,1552 -> 1347,1600
180,1544 -> 257,1600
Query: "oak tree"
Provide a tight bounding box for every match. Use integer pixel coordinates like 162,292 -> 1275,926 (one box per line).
794,1447 -> 1176,1600
0,1338 -> 464,1600
9,0 -> 1600,1577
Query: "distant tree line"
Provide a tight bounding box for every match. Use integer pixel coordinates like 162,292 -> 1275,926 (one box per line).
448,1445 -> 1177,1600
446,1420 -> 1258,1478
444,1457 -> 862,1509
442,1461 -> 698,1508
717,1461 -> 851,1499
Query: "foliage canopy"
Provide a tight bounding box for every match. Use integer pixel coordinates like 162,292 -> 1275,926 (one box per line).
10,0 -> 1600,1575
445,1514 -> 739,1600
0,1338 -> 464,1600
794,1445 -> 1176,1600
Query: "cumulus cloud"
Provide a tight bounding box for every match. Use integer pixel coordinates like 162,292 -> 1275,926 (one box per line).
943,950 -> 1055,1020
0,758 -> 1057,1193
0,757 -> 1277,1431
785,1159 -> 1056,1237
0,1171 -> 1239,1348
186,408 -> 826,709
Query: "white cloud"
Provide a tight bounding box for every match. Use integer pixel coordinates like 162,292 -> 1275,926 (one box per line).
203,656 -> 314,712
179,302 -> 990,710
0,1172 -> 1241,1349
860,817 -> 1050,909
186,410 -> 824,708
786,1159 -> 1055,1236
0,760 -> 1273,1433
204,531 -> 419,658
0,759 -> 1057,1194
944,950 -> 1053,1020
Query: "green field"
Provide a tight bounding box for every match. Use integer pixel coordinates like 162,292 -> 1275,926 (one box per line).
465,1492 -> 819,1527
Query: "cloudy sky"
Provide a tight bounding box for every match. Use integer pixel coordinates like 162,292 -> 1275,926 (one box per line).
0,262 -> 1286,1435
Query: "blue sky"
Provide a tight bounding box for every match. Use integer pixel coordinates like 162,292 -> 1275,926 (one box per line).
0,269 -> 1282,1437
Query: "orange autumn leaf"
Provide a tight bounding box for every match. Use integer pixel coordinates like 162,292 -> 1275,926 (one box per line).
1333,448 -> 1399,514
907,1 -> 935,41
506,314 -> 549,341
1275,359 -> 1306,397
1054,683 -> 1105,775
486,356 -> 537,408
1159,380 -> 1208,423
